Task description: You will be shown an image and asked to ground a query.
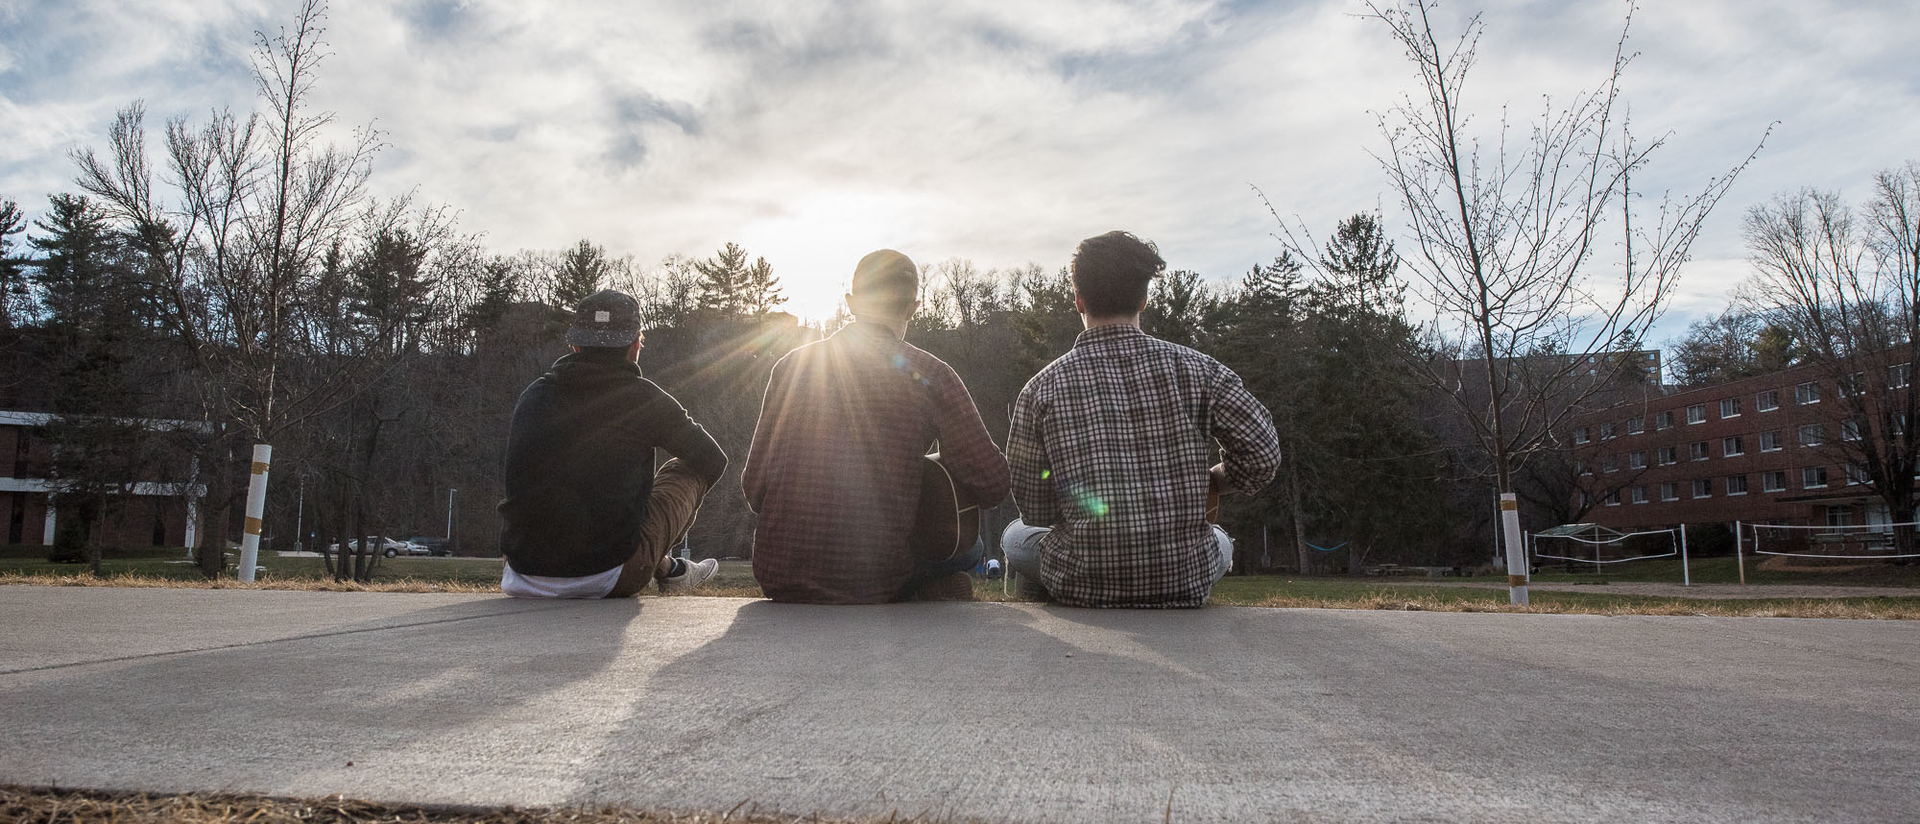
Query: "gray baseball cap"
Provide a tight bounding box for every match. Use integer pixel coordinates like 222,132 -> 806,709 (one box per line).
566,290 -> 643,347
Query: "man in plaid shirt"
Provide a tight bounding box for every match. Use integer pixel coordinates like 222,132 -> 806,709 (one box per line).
744,250 -> 1010,604
1004,231 -> 1281,608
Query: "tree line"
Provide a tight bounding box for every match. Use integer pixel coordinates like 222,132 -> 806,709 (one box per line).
9,0 -> 1912,583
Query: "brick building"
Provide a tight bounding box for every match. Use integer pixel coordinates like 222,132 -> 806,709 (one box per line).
1567,360 -> 1911,531
1,410 -> 207,549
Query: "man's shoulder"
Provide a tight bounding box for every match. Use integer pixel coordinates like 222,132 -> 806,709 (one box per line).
1137,333 -> 1224,367
899,338 -> 959,375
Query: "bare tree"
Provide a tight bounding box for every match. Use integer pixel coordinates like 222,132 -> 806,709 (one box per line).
1742,163 -> 1920,549
70,0 -> 384,577
1357,0 -> 1765,601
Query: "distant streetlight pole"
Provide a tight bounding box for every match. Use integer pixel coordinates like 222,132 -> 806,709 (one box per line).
446,488 -> 458,542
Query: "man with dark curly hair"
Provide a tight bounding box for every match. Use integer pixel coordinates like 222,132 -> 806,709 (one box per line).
1003,231 -> 1282,607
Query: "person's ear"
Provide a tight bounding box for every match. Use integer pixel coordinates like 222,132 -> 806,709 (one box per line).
1136,293 -> 1150,313
1073,292 -> 1087,315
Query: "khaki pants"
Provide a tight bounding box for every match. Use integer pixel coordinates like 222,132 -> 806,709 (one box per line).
605,459 -> 710,598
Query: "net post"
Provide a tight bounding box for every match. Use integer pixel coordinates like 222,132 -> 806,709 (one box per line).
1735,521 -> 1746,586
1679,523 -> 1691,587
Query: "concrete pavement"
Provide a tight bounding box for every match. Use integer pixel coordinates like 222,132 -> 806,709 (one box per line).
0,586 -> 1915,823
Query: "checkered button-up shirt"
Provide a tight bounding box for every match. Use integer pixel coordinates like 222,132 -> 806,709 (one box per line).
1009,323 -> 1281,607
744,322 -> 1011,604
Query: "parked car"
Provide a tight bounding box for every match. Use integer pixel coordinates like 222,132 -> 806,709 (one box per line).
406,537 -> 453,557
325,536 -> 411,557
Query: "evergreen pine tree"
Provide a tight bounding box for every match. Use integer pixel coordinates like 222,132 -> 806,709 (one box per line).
0,198 -> 28,329
552,239 -> 609,311
694,242 -> 754,316
29,194 -> 119,335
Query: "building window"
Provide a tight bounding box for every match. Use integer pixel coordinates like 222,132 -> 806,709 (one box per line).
1691,478 -> 1712,498
1722,436 -> 1744,457
1629,451 -> 1647,469
1720,397 -> 1741,418
1687,404 -> 1707,424
1602,455 -> 1619,473
1660,482 -> 1679,501
1655,410 -> 1674,430
1799,424 -> 1825,447
1726,475 -> 1748,496
1573,426 -> 1590,445
1803,466 -> 1829,489
1842,419 -> 1862,441
1625,417 -> 1644,435
1841,371 -> 1865,398
1762,471 -> 1787,492
1689,441 -> 1710,461
1846,463 -> 1869,486
1576,460 -> 1590,475
1604,489 -> 1621,506
1632,485 -> 1649,504
1657,445 -> 1678,465
1827,506 -> 1853,527
1796,381 -> 1821,404
1891,363 -> 1911,389
1600,422 -> 1618,441
1759,430 -> 1783,452
1756,389 -> 1780,412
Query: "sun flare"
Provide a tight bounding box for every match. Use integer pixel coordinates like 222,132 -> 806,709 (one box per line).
734,191 -> 927,322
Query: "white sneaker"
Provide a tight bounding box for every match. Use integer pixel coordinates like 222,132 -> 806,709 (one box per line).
660,557 -> 719,593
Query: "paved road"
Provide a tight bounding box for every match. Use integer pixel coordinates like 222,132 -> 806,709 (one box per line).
1,587 -> 1915,823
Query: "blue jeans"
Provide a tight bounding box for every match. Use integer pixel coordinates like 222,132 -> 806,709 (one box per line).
1000,520 -> 1234,595
902,536 -> 985,594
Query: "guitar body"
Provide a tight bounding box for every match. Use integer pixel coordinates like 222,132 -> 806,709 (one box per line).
909,454 -> 981,565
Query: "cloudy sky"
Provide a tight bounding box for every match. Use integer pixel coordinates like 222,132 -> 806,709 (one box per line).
2,0 -> 1917,333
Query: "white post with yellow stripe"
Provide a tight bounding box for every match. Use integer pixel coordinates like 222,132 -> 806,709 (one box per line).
237,444 -> 272,582
1500,492 -> 1528,605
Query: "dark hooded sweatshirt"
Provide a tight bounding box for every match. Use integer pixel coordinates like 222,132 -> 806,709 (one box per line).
497,350 -> 727,578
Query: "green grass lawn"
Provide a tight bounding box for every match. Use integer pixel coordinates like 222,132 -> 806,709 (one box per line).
1460,555 -> 1920,587
0,549 -> 509,586
1205,573 -> 1920,613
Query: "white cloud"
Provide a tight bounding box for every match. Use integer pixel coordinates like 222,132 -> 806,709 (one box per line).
2,0 -> 1918,324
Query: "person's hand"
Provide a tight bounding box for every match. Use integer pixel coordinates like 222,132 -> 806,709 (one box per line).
1206,463 -> 1226,522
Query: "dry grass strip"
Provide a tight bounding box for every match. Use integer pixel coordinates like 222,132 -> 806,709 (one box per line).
0,785 -> 971,824
5,573 -> 1916,619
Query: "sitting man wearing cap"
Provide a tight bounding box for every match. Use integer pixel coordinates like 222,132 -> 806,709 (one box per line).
497,289 -> 728,598
743,250 -> 1010,604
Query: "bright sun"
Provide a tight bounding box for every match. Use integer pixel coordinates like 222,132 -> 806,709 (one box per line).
734,191 -> 924,322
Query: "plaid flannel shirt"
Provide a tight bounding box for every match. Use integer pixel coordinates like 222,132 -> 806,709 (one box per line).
744,322 -> 1010,604
1008,323 -> 1281,607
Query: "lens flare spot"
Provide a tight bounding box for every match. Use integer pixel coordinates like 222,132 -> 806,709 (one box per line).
1077,492 -> 1109,518
1040,469 -> 1051,480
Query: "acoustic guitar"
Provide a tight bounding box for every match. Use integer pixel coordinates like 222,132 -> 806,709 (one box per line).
908,453 -> 981,565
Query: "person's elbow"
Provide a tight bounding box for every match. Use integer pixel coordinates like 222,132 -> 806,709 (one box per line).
1228,446 -> 1282,494
696,452 -> 729,490
972,460 -> 1012,508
